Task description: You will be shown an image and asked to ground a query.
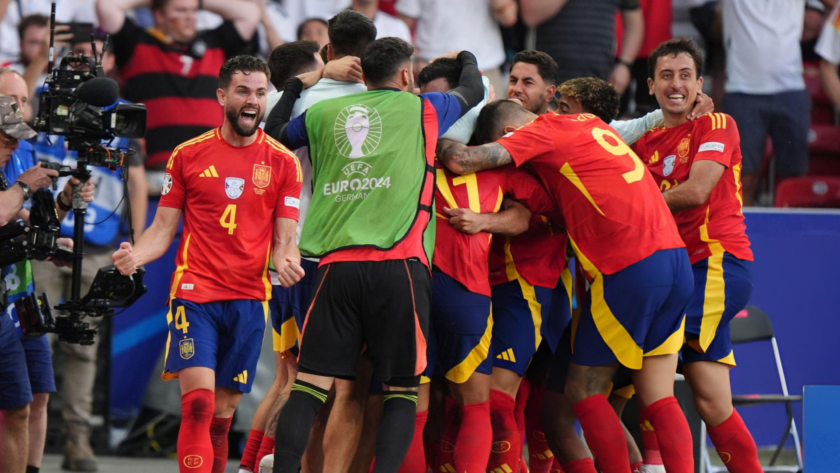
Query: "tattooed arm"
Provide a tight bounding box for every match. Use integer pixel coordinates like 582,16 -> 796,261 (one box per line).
437,139 -> 514,175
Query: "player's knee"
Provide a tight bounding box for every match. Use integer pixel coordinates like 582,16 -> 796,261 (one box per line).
29,394 -> 49,419
693,394 -> 732,425
1,404 -> 31,428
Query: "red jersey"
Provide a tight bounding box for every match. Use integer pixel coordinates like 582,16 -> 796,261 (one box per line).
160,128 -> 303,303
488,216 -> 568,289
631,113 -> 753,264
434,164 -> 554,296
497,113 -> 684,276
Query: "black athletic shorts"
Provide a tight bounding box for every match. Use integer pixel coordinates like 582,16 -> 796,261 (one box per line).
297,259 -> 430,387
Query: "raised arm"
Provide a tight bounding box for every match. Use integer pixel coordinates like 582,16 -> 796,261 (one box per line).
203,0 -> 260,41
97,0 -> 149,34
437,140 -> 513,175
112,206 -> 181,275
448,51 -> 485,119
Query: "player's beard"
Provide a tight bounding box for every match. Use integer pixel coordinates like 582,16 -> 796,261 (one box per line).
226,104 -> 263,137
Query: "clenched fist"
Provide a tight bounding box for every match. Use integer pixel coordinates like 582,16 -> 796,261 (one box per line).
112,241 -> 136,275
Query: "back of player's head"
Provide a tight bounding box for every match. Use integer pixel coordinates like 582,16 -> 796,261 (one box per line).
219,55 -> 271,90
268,41 -> 320,89
361,37 -> 414,86
648,38 -> 704,80
512,50 -> 559,86
473,99 -> 535,144
558,77 -> 620,123
417,58 -> 461,90
328,10 -> 377,59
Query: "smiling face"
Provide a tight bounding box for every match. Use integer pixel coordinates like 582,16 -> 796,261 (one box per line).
648,52 -> 703,122
219,70 -> 267,137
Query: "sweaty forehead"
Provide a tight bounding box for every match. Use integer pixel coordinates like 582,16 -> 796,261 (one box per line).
230,71 -> 268,89
656,52 -> 696,75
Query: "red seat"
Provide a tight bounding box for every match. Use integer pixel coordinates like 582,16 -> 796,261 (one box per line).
774,176 -> 840,207
808,124 -> 840,156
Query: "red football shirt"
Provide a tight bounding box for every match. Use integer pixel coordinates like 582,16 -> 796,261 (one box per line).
496,113 -> 684,277
631,113 -> 753,264
434,164 -> 555,296
488,215 -> 569,289
160,128 -> 303,303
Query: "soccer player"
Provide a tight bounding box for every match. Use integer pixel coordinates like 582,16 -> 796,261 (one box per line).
438,100 -> 695,473
631,38 -> 760,473
112,55 -> 304,473
265,38 -> 484,473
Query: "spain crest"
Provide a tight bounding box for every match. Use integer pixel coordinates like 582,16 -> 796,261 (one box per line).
179,338 -> 195,360
253,164 -> 271,188
677,136 -> 691,162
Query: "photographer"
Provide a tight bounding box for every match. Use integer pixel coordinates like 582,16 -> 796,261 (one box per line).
0,88 -> 93,473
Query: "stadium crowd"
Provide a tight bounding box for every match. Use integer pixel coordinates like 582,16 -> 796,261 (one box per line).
0,1 -> 839,473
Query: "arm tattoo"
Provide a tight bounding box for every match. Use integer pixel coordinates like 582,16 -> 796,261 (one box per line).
438,140 -> 513,174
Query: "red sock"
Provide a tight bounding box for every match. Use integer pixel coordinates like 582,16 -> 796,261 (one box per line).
515,379 -> 530,446
455,401 -> 492,473
572,395 -> 630,473
641,397 -> 694,473
489,390 -> 521,473
210,417 -> 232,473
631,461 -> 642,473
706,410 -> 762,473
638,409 -> 663,466
525,384 -> 554,473
551,458 -> 565,473
437,397 -> 461,472
254,434 -> 275,470
178,389 -> 215,473
562,458 -> 597,473
397,410 -> 429,473
240,429 -> 263,470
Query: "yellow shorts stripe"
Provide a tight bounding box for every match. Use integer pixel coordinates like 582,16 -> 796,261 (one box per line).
273,316 -> 301,353
612,384 -> 636,400
717,349 -> 737,367
590,272 -> 644,369
700,245 -> 726,352
515,276 -> 543,352
445,313 -> 494,384
644,315 -> 686,357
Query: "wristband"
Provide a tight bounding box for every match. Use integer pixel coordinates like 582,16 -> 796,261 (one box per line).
57,193 -> 72,211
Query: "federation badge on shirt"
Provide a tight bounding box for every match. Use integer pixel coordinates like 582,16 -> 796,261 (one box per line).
225,177 -> 245,199
253,164 -> 272,188
678,136 -> 691,163
663,155 -> 676,177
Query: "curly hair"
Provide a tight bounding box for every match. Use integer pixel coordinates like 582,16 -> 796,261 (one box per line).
219,55 -> 271,90
557,77 -> 620,123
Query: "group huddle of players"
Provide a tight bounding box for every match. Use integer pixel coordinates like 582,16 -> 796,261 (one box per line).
112,9 -> 760,473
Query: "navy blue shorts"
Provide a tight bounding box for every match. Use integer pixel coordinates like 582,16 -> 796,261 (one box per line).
491,268 -> 573,376
21,334 -> 55,394
269,259 -> 319,355
163,298 -> 267,393
427,269 -> 493,383
572,248 -> 694,369
682,252 -> 753,366
0,314 -> 32,410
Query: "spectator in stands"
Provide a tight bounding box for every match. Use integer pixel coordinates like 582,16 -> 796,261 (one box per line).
350,0 -> 413,43
688,0 -> 725,107
396,0 -> 516,94
722,0 -> 812,206
96,0 -> 260,172
298,18 -> 330,49
0,0 -> 97,65
617,0 -> 671,115
520,0 -> 644,87
817,2 -> 840,110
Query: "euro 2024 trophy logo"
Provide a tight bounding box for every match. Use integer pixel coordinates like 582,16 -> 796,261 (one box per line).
334,104 -> 382,159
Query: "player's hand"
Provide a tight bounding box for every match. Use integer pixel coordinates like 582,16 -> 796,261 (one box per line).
323,55 -> 364,84
18,163 -> 58,191
608,62 -> 631,96
487,83 -> 496,103
444,206 -> 486,235
431,51 -> 460,63
278,257 -> 305,288
688,91 -> 714,120
112,242 -> 136,276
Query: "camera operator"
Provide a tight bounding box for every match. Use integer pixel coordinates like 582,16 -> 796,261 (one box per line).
28,34 -> 147,470
0,87 -> 93,473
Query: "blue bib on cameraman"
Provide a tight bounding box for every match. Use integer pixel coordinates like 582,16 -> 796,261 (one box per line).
2,141 -> 38,337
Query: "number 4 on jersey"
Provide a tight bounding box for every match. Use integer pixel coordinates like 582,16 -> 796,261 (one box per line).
220,204 -> 237,235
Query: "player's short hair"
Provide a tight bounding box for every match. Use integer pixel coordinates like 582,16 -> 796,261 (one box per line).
417,58 -> 461,89
512,50 -> 559,86
268,41 -> 320,89
320,44 -> 329,64
473,99 -> 533,145
151,0 -> 189,11
17,14 -> 49,43
328,10 -> 377,59
648,38 -> 704,80
361,37 -> 414,86
558,77 -> 620,123
297,18 -> 328,41
219,55 -> 271,90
